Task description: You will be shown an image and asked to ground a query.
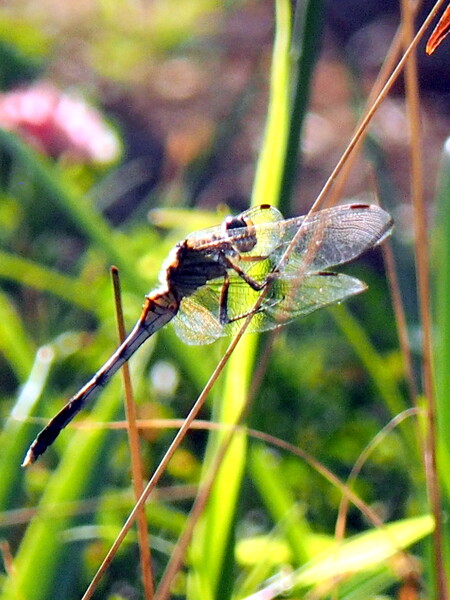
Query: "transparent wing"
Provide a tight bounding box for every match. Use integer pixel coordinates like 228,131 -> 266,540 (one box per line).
230,204 -> 284,227
172,293 -> 224,345
270,204 -> 393,272
185,205 -> 285,258
186,204 -> 392,276
173,271 -> 366,345
173,203 -> 392,344
230,204 -> 285,257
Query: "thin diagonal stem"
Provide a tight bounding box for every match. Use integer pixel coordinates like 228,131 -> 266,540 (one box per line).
309,0 -> 446,214
80,298 -> 261,600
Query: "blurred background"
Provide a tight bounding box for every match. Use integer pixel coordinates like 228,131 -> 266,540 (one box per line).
1,0 -> 449,221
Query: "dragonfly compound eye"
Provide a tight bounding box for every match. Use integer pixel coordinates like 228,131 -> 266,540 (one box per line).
223,215 -> 257,254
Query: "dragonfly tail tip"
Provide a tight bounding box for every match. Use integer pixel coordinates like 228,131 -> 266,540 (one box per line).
21,449 -> 36,468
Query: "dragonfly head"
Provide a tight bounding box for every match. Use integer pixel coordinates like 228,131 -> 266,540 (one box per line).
222,214 -> 257,254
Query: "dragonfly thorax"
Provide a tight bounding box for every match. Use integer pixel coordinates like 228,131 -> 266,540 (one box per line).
162,240 -> 229,300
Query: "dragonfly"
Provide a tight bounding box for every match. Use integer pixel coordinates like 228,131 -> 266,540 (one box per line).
22,202 -> 393,466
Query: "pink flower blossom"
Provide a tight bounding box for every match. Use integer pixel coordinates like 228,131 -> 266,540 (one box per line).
0,82 -> 120,164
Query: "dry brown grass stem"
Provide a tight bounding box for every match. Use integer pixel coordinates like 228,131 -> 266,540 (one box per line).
309,0 -> 446,215
328,29 -> 404,206
401,1 -> 448,597
111,267 -> 154,599
80,295 -> 263,600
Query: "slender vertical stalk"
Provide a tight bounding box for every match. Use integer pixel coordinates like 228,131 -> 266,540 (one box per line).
278,0 -> 324,213
111,267 -> 154,599
401,1 -> 448,597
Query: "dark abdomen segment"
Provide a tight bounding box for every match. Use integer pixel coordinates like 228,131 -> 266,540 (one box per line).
22,293 -> 178,466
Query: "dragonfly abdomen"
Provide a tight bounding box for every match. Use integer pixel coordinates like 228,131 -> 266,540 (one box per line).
22,294 -> 178,466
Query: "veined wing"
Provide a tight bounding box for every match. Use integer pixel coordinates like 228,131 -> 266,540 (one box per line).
186,204 -> 391,278
173,271 -> 366,344
270,204 -> 393,273
174,204 -> 391,344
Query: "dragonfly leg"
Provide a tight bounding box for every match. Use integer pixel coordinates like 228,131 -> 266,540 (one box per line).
218,269 -> 266,326
218,271 -> 281,326
218,255 -> 282,325
219,273 -> 231,324
222,255 -> 272,291
222,295 -> 284,325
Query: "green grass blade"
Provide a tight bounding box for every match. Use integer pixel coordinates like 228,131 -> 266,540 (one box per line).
292,514 -> 433,589
329,304 -> 406,417
251,0 -> 292,209
188,1 -> 294,598
0,344 -> 54,510
249,444 -> 312,565
0,128 -> 142,294
279,0 -> 325,213
0,250 -> 98,313
0,289 -> 35,379
0,380 -> 123,600
234,515 -> 433,598
329,304 -> 416,455
433,140 -> 450,502
189,337 -> 256,600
